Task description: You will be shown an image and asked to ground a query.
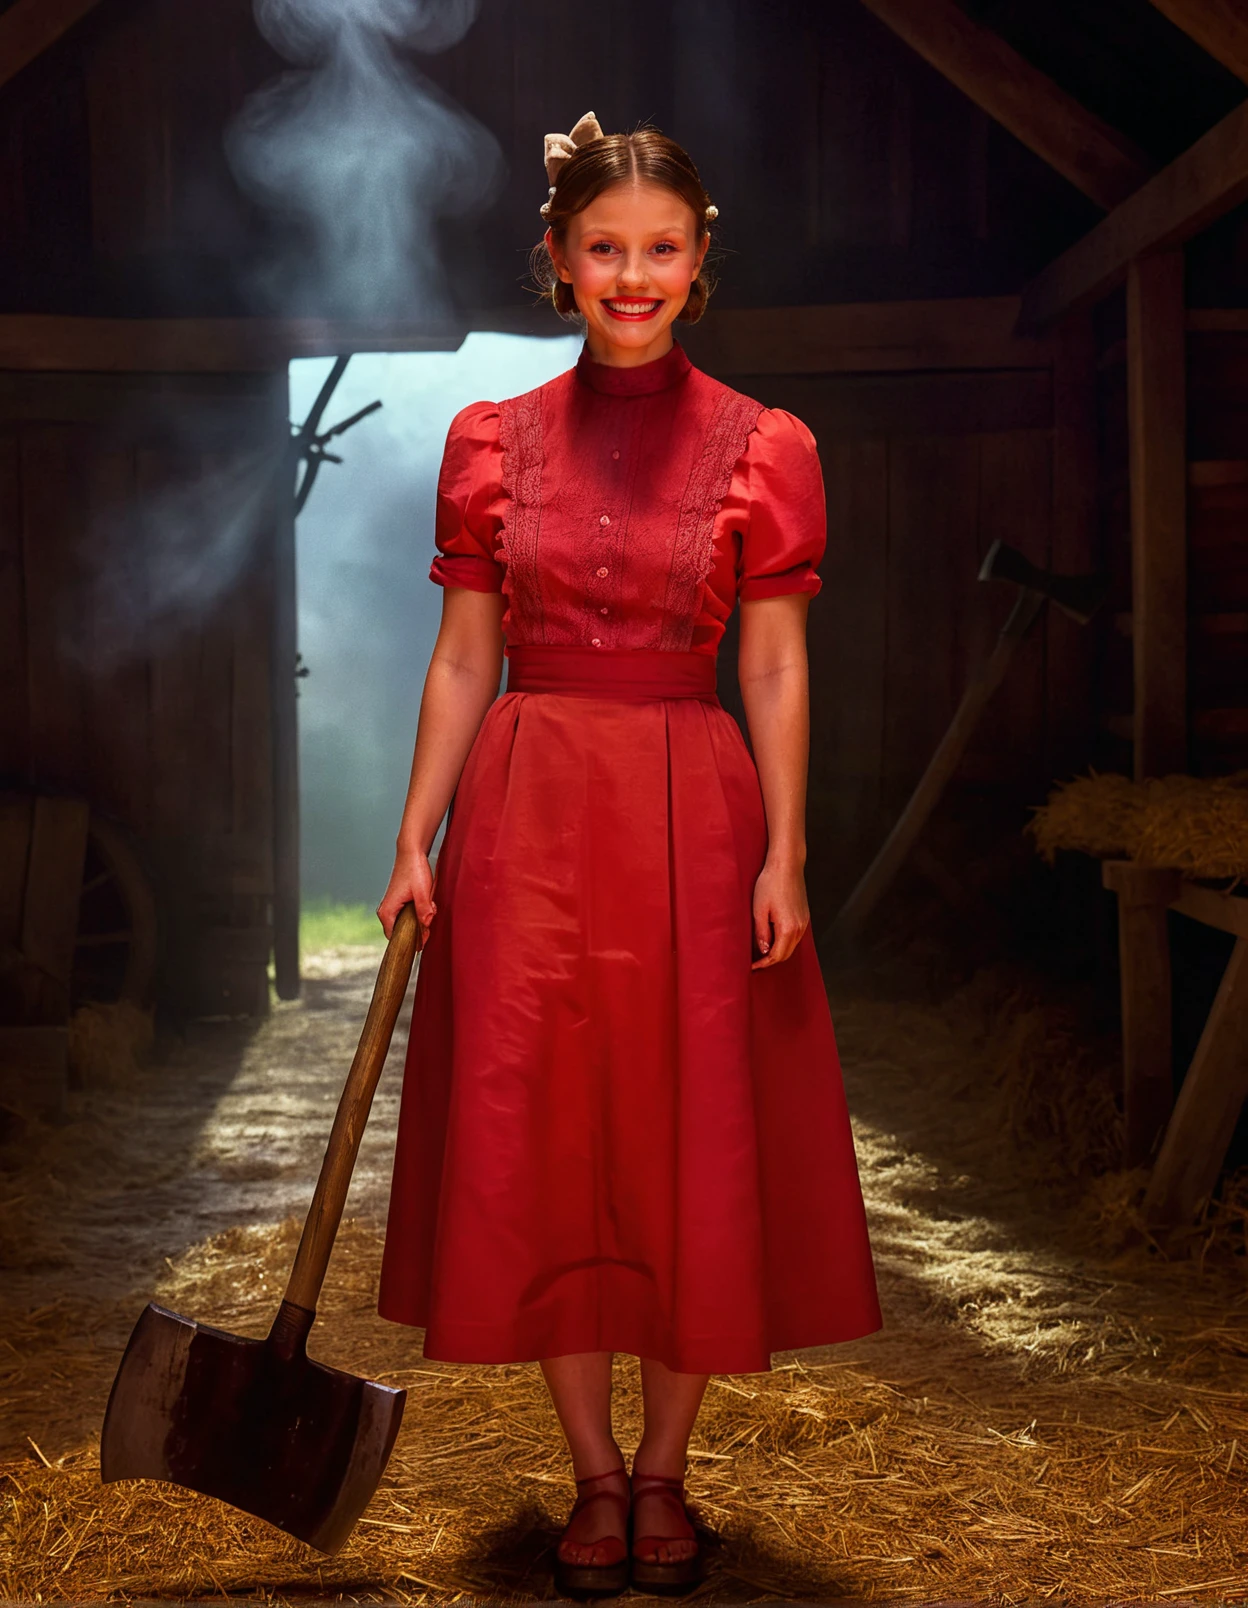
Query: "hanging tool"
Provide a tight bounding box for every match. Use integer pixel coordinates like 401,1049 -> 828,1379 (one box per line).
824,541 -> 1109,948
290,355 -> 384,517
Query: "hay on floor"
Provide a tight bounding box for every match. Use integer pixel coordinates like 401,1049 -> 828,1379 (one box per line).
4,1211 -> 1248,1604
1028,770 -> 1248,881
4,960 -> 1248,1602
67,1001 -> 154,1087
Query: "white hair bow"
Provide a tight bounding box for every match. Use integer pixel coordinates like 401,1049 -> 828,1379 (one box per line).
543,110 -> 605,187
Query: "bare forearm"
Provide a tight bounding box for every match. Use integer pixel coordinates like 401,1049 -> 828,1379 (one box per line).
739,655 -> 810,868
395,653 -> 499,856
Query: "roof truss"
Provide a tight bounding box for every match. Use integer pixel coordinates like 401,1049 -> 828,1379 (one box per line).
0,0 -> 108,93
1020,95 -> 1248,329
857,0 -> 1154,209
1146,0 -> 1248,85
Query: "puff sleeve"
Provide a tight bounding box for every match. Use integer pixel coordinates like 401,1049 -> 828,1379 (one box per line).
737,407 -> 826,602
428,400 -> 506,592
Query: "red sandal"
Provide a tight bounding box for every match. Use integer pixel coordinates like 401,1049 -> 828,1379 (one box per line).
629,1468 -> 701,1591
552,1464 -> 631,1596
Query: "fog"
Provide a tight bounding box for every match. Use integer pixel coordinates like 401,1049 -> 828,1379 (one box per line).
290,332 -> 581,904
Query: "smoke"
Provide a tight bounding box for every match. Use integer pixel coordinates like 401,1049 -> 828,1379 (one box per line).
78,448 -> 282,672
225,0 -> 505,321
74,0 -> 500,673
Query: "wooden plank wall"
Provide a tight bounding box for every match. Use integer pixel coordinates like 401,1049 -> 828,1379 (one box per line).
799,376 -> 1057,903
0,0 -> 1101,320
688,304 -> 1096,910
0,369 -> 286,1015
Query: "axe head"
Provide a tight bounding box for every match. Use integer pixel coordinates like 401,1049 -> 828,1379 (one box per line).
101,1302 -> 405,1555
978,540 -> 1110,624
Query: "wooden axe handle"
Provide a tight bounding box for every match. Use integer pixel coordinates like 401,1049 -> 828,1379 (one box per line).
282,903 -> 420,1317
828,587 -> 1046,944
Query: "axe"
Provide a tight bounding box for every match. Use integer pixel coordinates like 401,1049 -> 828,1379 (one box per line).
823,542 -> 1108,948
100,904 -> 420,1554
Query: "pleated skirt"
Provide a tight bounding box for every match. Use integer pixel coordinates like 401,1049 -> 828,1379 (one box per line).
377,645 -> 883,1373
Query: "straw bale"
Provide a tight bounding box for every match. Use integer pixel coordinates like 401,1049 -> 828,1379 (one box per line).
1029,771 -> 1248,882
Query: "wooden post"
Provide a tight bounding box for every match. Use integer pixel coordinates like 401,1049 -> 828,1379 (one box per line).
1144,936 -> 1248,1226
1127,251 -> 1188,779
272,425 -> 301,1002
1048,311 -> 1099,780
1103,860 -> 1181,1166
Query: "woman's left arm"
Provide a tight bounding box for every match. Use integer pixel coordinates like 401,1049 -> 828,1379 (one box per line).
737,592 -> 812,970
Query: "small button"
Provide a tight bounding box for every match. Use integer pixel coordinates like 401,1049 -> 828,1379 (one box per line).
611,449 -> 620,460
599,514 -> 610,526
591,637 -> 602,646
599,606 -> 608,615
596,566 -> 609,577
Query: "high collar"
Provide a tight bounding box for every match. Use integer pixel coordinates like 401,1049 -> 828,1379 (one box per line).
575,339 -> 692,397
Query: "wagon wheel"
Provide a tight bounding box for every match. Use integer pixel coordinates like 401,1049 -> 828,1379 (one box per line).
71,815 -> 158,1008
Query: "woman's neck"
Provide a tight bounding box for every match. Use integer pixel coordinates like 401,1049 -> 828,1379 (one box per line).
582,327 -> 676,369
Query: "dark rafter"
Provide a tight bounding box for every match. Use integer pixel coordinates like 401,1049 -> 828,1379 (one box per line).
857,0 -> 1154,209
1019,96 -> 1248,329
1147,0 -> 1248,85
0,0 -> 108,92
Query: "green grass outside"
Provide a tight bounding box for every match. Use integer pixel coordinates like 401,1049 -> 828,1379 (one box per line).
300,897 -> 385,953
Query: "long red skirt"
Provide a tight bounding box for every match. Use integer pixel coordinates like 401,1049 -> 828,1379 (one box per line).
378,645 -> 882,1374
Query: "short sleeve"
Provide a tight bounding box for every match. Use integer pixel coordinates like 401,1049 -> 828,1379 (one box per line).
737,407 -> 826,602
429,400 -> 505,593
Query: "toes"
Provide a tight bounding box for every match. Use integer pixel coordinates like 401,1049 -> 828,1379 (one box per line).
639,1539 -> 695,1564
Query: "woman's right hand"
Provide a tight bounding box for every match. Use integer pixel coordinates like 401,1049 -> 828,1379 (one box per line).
377,846 -> 437,946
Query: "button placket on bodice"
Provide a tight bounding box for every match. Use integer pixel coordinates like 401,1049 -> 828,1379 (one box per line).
497,340 -> 765,654
584,400 -> 644,647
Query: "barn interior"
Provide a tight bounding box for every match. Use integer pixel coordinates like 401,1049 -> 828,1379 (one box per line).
4,0 -> 1248,1599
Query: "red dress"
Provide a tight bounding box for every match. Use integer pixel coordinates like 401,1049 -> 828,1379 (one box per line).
378,339 -> 882,1374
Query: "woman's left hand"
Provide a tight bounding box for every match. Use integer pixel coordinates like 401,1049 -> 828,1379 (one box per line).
751,856 -> 810,969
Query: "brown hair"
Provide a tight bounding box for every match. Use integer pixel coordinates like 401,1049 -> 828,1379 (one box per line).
529,125 -> 718,324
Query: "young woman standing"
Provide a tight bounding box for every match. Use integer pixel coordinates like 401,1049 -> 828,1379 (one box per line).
376,111 -> 882,1596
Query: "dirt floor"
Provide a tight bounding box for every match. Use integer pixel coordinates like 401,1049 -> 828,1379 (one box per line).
2,943 -> 1248,1604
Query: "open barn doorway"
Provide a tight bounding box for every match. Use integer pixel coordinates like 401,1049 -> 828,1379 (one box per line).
288,333 -> 580,961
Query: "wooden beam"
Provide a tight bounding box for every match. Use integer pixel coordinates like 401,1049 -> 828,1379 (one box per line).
271,399 -> 300,1005
1171,882 -> 1248,941
1188,307 -> 1248,331
856,0 -> 1153,208
1128,253 -> 1188,779
1047,312 -> 1099,779
1102,861 -> 1181,1167
1144,936 -> 1248,1225
1147,0 -> 1248,85
1020,98 -> 1248,331
0,301 -> 1054,376
0,317 -> 467,373
0,0 -> 107,91
681,298 -> 1052,375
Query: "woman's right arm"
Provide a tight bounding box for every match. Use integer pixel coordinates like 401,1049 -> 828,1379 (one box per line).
376,586 -> 506,941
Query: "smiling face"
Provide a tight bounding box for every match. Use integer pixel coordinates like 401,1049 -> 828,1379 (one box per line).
546,179 -> 709,367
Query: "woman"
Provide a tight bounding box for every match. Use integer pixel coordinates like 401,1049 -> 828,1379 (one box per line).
376,111 -> 883,1595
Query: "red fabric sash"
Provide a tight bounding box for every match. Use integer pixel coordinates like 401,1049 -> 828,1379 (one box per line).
504,643 -> 719,703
